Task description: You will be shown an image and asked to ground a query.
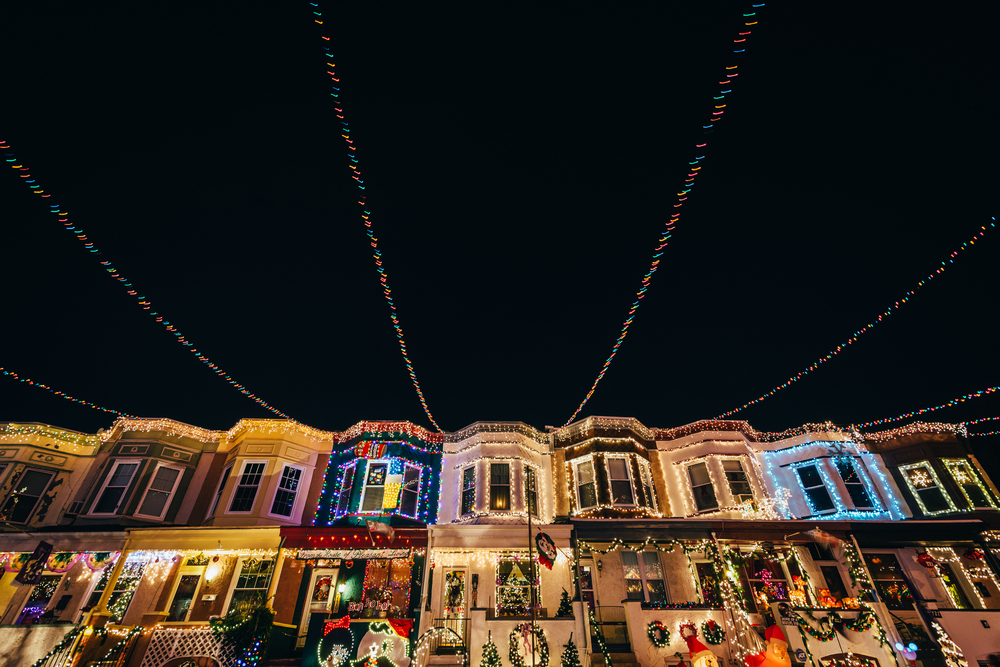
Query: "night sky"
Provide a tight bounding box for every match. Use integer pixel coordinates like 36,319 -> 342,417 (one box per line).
3,3 -> 999,452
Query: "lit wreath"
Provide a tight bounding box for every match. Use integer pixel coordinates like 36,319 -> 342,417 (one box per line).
509,623 -> 549,667
678,621 -> 698,640
700,619 -> 725,645
647,621 -> 670,648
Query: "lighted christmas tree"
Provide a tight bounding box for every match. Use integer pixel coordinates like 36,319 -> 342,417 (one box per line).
557,588 -> 573,617
481,631 -> 502,667
560,635 -> 581,667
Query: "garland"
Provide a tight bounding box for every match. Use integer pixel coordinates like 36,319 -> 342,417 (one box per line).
509,623 -> 550,667
647,621 -> 670,648
589,609 -> 614,667
29,626 -> 85,667
701,619 -> 725,645
796,613 -> 835,642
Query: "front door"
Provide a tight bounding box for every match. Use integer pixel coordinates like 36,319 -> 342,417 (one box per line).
298,568 -> 338,648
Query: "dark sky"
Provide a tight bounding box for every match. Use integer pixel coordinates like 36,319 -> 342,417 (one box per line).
3,2 -> 999,443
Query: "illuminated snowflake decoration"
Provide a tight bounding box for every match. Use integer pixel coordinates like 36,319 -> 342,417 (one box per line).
325,645 -> 350,667
908,469 -> 933,488
950,467 -> 972,484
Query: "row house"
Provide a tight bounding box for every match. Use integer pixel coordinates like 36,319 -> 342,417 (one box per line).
0,415 -> 998,667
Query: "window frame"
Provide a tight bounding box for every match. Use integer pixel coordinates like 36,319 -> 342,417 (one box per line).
209,462 -> 233,517
942,458 -> 998,510
89,458 -> 142,516
397,463 -> 423,519
636,457 -> 658,511
358,459 -> 389,514
268,462 -> 305,519
524,464 -> 539,518
0,468 -> 56,525
621,550 -> 668,603
605,454 -> 637,507
134,461 -> 186,521
832,455 -> 878,511
686,460 -> 719,513
335,460 -> 358,518
573,459 -> 598,511
222,556 -> 276,616
163,565 -> 206,623
790,460 -> 838,516
489,462 -> 511,512
898,461 -> 958,516
721,457 -> 754,506
226,459 -> 269,514
460,465 -> 477,517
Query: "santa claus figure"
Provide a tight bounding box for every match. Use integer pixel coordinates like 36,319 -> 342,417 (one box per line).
744,626 -> 791,667
683,632 -> 720,667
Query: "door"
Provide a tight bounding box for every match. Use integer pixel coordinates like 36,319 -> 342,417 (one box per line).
166,566 -> 205,622
298,568 -> 338,648
440,568 -> 467,651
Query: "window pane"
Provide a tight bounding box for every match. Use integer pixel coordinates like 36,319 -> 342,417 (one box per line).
462,467 -> 475,489
693,483 -> 718,512
608,459 -> 628,479
964,483 -> 991,508
579,483 -> 597,509
210,465 -> 233,516
337,463 -> 356,516
796,466 -> 823,488
139,467 -> 181,517
806,486 -> 836,513
576,461 -> 595,485
167,574 -> 201,622
230,485 -> 258,512
646,579 -> 667,602
93,486 -> 127,514
490,463 -> 510,485
149,466 -> 180,492
642,552 -> 663,579
844,483 -> 873,509
362,486 -> 385,512
2,471 -> 52,523
611,480 -> 634,505
918,487 -> 951,513
819,565 -> 849,601
400,488 -> 418,517
490,484 -> 510,511
367,463 -> 387,485
621,552 -> 641,579
688,463 -> 711,486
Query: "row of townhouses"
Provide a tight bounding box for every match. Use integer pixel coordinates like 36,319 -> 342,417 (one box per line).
0,416 -> 996,667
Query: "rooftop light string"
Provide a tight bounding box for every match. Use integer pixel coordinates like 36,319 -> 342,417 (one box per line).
963,416 -> 1000,437
310,4 -> 442,432
1,367 -> 136,418
562,3 -> 767,426
0,139 -> 292,420
850,385 -> 1000,430
714,219 -> 996,419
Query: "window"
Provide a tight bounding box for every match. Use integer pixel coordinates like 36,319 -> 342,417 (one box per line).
695,562 -> 722,606
579,564 -> 595,610
490,463 -> 511,510
621,551 -> 667,603
819,565 -> 850,602
399,465 -> 421,518
497,557 -> 536,616
270,464 -> 303,517
228,558 -> 274,615
0,469 -> 55,524
723,459 -> 753,504
866,553 -> 913,610
688,462 -> 718,512
607,457 -> 634,505
83,562 -> 137,622
575,460 -> 597,510
939,563 -> 972,610
834,457 -> 874,509
943,459 -> 997,510
91,459 -> 140,514
525,466 -> 538,517
336,462 -> 357,517
229,461 -> 267,513
899,462 -> 957,515
742,553 -> 789,612
794,464 -> 836,514
460,466 -> 476,516
16,575 -> 62,625
638,459 -> 657,510
167,572 -> 202,622
136,463 -> 184,519
360,461 -> 387,512
209,464 -> 233,517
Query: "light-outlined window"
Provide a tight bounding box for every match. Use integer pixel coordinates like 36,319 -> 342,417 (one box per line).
606,456 -> 635,506
490,463 -> 511,511
360,461 -> 387,512
574,460 -> 597,510
209,463 -> 233,517
688,461 -> 718,512
269,464 -> 303,518
899,461 -> 957,515
90,459 -> 141,515
943,459 -> 998,510
336,461 -> 357,517
794,463 -> 836,515
525,466 -> 538,517
460,466 -> 476,516
865,552 -> 914,610
0,469 -> 55,524
398,464 -> 421,518
228,461 -> 267,513
226,558 -> 274,616
621,551 -> 667,603
135,463 -> 184,520
15,574 -> 63,624
723,459 -> 754,505
834,457 -> 874,509
637,458 -> 657,511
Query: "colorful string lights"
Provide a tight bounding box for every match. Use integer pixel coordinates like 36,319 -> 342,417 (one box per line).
852,385 -> 1000,430
311,9 -> 440,432
0,140 -> 291,420
563,4 -> 768,427
0,368 -> 135,418
716,220 -> 996,419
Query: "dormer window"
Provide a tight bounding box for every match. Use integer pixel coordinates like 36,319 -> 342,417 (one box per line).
606,457 -> 634,506
833,457 -> 874,510
899,462 -> 957,515
135,463 -> 184,520
91,459 -> 140,515
574,460 -> 597,510
688,462 -> 718,512
943,459 -> 998,510
1,469 -> 55,524
794,464 -> 836,515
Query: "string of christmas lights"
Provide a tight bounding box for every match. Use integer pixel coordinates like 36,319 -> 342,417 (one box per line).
0,367 -> 136,418
0,139 -> 291,419
963,416 -> 1000,437
715,219 -> 996,419
563,4 -> 768,427
310,7 -> 440,432
852,385 -> 1000,430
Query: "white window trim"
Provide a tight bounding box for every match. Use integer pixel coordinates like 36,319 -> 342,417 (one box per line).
459,464 -> 477,517
209,463 -> 234,517
605,454 -> 638,507
573,459 -> 598,511
636,457 -> 658,511
719,456 -> 755,506
358,459 -> 389,514
685,459 -> 719,514
162,565 -> 206,623
899,461 -> 958,516
134,462 -> 185,521
89,458 -> 142,516
335,460 -> 358,518
397,463 -> 423,519
488,461 -> 512,513
267,462 -> 306,520
221,555 -> 275,616
522,462 -> 542,519
226,459 -> 269,515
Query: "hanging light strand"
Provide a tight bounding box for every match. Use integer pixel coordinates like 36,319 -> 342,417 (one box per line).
851,385 -> 1000,430
0,140 -> 293,420
563,4 -> 768,426
312,9 -> 441,432
716,219 -> 996,419
1,367 -> 136,418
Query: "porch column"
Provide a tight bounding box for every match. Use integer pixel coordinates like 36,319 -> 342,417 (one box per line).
621,600 -> 645,661
87,543 -> 131,627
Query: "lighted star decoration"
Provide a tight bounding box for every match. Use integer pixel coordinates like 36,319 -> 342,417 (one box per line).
908,469 -> 933,488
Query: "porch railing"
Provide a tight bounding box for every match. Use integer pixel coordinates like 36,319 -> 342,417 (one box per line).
428,617 -> 469,660
590,605 -> 629,650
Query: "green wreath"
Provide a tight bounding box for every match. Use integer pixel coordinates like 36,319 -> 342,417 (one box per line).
701,619 -> 725,645
647,621 -> 670,648
796,614 -> 836,642
843,610 -> 875,633
509,623 -> 549,667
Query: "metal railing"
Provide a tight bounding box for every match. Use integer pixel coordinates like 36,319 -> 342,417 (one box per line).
429,618 -> 469,660
591,606 -> 629,650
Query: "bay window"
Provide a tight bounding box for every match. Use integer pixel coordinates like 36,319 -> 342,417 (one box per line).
607,457 -> 634,505
575,460 -> 597,510
688,461 -> 718,512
